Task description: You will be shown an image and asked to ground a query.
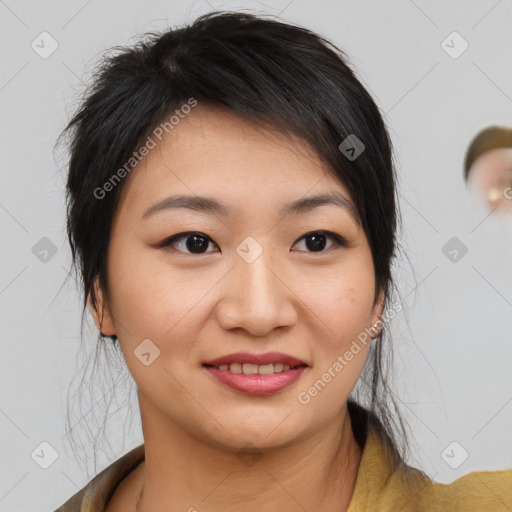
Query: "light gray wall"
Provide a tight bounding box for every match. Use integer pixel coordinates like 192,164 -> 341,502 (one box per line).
1,1 -> 511,510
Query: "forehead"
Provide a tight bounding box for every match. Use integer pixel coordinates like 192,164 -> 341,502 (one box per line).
469,148 -> 512,184
151,104 -> 327,173
115,105 -> 355,221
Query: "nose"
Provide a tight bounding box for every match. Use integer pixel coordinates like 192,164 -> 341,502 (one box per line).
214,249 -> 298,337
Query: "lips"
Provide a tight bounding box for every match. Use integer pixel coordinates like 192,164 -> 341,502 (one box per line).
202,351 -> 308,367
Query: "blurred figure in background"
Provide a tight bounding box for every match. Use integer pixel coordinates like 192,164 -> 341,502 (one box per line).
464,125 -> 512,217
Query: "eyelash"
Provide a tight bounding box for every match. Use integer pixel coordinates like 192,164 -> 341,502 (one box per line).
158,230 -> 350,255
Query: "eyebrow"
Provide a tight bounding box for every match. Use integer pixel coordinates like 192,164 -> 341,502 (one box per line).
141,192 -> 360,224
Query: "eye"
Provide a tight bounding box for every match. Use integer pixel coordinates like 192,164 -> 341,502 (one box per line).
292,230 -> 349,253
159,232 -> 219,254
158,230 -> 350,255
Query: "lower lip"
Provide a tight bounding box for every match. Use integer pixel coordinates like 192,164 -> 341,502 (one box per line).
203,365 -> 308,395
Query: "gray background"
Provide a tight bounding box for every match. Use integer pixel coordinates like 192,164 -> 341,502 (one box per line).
1,0 -> 512,510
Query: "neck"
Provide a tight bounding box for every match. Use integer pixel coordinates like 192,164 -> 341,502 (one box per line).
134,400 -> 363,512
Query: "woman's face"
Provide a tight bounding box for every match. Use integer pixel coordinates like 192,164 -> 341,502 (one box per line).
91,105 -> 384,450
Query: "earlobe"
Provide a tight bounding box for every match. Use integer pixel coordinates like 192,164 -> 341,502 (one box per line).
87,277 -> 116,336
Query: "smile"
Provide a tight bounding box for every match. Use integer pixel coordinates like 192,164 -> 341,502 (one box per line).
202,363 -> 308,395
204,362 -> 306,374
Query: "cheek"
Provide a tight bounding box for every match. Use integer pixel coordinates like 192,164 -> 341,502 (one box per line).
297,277 -> 374,415
322,284 -> 370,330
316,282 -> 373,378
298,257 -> 375,389
105,246 -> 207,400
105,240 -> 211,363
299,257 -> 376,340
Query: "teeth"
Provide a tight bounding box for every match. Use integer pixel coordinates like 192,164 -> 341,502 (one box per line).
213,363 -> 296,374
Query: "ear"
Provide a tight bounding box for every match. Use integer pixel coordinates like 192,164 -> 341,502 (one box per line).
369,288 -> 386,339
87,277 -> 116,337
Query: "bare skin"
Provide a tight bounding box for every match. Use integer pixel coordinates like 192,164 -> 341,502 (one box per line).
467,147 -> 512,215
91,104 -> 384,511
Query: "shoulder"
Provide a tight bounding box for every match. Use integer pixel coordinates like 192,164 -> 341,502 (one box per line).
418,468 -> 512,511
346,406 -> 512,512
377,465 -> 512,511
353,448 -> 512,512
377,464 -> 512,511
52,444 -> 145,512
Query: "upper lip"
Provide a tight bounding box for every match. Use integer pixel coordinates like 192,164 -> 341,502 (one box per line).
203,352 -> 308,367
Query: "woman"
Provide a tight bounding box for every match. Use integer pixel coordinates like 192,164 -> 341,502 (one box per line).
54,11 -> 512,512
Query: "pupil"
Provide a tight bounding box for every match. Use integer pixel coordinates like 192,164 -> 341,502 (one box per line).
187,235 -> 209,253
306,233 -> 326,251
